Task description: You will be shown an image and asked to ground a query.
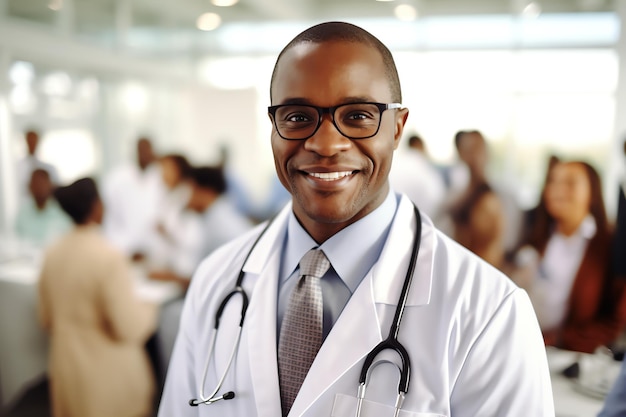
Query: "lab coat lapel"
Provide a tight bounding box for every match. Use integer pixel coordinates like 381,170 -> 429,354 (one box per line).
244,206 -> 290,417
288,272 -> 381,416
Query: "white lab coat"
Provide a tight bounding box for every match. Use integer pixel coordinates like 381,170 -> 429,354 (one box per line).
159,195 -> 554,417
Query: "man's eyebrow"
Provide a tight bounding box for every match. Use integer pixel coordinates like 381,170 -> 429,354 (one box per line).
275,96 -> 377,106
277,98 -> 314,106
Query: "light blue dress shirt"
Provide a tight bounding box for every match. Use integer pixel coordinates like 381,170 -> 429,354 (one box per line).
15,198 -> 72,247
277,190 -> 399,341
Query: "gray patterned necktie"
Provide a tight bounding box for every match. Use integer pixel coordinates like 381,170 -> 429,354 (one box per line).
278,248 -> 330,416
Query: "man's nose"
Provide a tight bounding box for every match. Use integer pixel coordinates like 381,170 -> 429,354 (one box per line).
303,116 -> 351,156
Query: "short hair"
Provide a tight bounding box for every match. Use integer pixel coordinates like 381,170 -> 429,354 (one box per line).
30,168 -> 50,183
454,130 -> 484,150
270,21 -> 402,103
54,177 -> 99,224
161,154 -> 193,179
407,134 -> 424,149
191,166 -> 227,194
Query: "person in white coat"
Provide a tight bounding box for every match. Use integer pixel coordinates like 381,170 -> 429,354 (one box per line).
158,21 -> 554,417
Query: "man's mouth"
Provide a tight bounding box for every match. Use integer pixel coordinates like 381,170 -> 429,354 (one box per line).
307,171 -> 355,181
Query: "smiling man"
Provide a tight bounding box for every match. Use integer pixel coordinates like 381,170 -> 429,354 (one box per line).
158,21 -> 554,417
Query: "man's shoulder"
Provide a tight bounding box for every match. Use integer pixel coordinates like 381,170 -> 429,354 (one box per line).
430,227 -> 519,304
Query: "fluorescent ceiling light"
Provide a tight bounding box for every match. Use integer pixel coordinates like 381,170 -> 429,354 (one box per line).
395,4 -> 418,21
211,0 -> 239,6
197,13 -> 222,31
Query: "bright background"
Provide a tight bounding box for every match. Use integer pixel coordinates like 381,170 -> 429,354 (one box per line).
1,0 -> 626,233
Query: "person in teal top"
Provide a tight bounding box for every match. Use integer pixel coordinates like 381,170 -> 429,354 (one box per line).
15,168 -> 72,247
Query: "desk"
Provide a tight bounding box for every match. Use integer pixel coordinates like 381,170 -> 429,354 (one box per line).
0,250 -> 182,413
548,347 -> 611,417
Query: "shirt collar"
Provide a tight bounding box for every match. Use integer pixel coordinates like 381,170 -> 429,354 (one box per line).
555,214 -> 596,240
578,214 -> 597,240
283,190 -> 398,293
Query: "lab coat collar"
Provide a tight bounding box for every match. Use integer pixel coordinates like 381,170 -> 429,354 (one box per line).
241,203 -> 289,417
242,202 -> 292,276
373,194 -> 434,307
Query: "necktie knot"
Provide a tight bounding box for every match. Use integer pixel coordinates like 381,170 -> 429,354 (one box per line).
299,248 -> 330,280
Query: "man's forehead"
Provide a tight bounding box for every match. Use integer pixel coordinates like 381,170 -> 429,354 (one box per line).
272,41 -> 389,100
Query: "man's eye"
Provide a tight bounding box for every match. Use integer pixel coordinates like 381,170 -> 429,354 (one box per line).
286,114 -> 311,122
346,112 -> 369,121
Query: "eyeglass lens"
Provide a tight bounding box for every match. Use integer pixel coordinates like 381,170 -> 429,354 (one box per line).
273,103 -> 384,140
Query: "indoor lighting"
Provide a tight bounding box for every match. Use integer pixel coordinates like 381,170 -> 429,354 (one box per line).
522,2 -> 542,18
48,0 -> 63,11
211,0 -> 239,6
197,13 -> 222,31
395,4 -> 418,21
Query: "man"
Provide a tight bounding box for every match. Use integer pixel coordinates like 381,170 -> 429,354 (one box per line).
16,129 -> 59,196
159,22 -> 553,416
148,166 -> 253,288
443,130 -> 523,252
15,168 -> 71,246
389,133 -> 446,220
101,137 -> 166,259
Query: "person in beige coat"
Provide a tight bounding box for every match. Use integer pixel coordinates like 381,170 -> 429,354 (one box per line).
38,177 -> 157,417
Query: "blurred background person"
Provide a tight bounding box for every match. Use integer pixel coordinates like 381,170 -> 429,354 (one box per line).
38,177 -> 157,417
510,160 -> 626,353
449,181 -> 507,271
144,153 -> 195,272
149,165 -> 253,288
516,154 -> 561,250
101,137 -> 166,260
218,143 -> 257,220
14,168 -> 71,247
389,133 -> 446,221
612,138 -> 626,281
16,129 -> 59,198
185,165 -> 254,262
441,130 -> 523,253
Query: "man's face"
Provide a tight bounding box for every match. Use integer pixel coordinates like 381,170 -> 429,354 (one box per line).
26,132 -> 39,155
270,40 -> 408,242
458,132 -> 487,173
137,139 -> 154,170
29,171 -> 52,205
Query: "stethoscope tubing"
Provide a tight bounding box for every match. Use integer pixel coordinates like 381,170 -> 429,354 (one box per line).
190,219 -> 274,406
190,204 -> 423,415
356,205 -> 421,416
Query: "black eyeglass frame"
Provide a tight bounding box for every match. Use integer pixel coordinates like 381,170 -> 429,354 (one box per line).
268,102 -> 402,141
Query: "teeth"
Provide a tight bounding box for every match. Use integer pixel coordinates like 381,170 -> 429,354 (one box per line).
308,171 -> 353,181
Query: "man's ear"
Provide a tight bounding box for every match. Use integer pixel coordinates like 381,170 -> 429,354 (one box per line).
393,108 -> 409,150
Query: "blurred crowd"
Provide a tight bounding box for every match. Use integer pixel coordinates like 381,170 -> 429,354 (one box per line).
9,126 -> 626,416
390,129 -> 626,356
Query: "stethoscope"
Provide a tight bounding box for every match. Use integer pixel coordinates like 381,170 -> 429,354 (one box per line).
190,205 -> 422,417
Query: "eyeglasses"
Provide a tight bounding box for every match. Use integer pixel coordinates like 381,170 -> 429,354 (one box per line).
268,102 -> 402,140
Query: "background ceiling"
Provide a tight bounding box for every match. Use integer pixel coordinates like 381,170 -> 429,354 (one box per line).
4,0 -> 617,43
1,0 -> 620,77
5,0 -> 616,30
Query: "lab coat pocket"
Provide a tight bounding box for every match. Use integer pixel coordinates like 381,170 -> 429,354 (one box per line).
331,393 -> 447,417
